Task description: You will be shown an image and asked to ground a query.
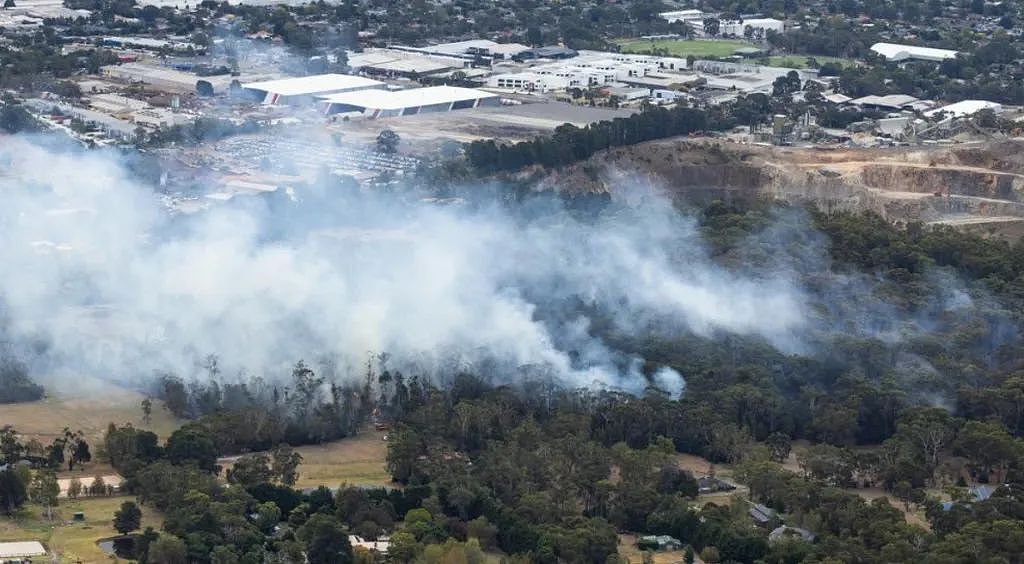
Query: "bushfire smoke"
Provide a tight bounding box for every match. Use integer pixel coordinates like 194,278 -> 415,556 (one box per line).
0,135 -> 996,396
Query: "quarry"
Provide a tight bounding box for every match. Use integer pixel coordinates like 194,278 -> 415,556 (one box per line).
540,138 -> 1024,239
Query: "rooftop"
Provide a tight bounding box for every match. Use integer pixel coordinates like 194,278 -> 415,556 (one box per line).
416,39 -> 530,57
321,85 -> 497,110
870,42 -> 959,61
241,74 -> 384,97
0,541 -> 47,558
850,94 -> 920,108
925,99 -> 1003,118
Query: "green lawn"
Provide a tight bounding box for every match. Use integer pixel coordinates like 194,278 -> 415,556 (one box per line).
615,38 -> 858,70
761,55 -> 856,69
0,496 -> 164,563
616,38 -> 752,58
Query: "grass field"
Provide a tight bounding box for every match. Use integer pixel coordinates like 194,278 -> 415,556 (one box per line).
762,55 -> 855,69
616,38 -> 857,70
617,38 -> 751,58
292,430 -> 392,488
4,384 -> 184,445
293,430 -> 392,488
0,496 -> 164,563
218,429 -> 392,490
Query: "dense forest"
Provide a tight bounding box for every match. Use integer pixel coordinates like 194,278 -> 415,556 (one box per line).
4,197 -> 1024,563
0,356 -> 44,404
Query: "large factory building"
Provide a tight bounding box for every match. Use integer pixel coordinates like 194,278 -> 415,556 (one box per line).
241,74 -> 386,105
319,85 -> 499,118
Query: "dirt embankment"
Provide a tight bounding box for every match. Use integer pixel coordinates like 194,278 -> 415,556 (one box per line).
549,139 -> 1024,237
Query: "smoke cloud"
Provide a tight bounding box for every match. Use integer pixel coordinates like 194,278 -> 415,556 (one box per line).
0,136 -> 815,392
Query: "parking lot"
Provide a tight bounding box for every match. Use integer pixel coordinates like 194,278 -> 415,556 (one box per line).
209,134 -> 421,176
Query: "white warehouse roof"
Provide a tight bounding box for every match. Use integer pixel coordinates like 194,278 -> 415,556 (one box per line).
0,541 -> 47,558
321,85 -> 496,111
423,39 -> 530,58
241,74 -> 384,97
925,100 -> 1002,118
870,42 -> 959,62
850,94 -> 920,108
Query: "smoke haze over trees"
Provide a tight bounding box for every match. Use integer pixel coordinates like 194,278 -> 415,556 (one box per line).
1,135 -> 1022,406
3,131 -> 1024,562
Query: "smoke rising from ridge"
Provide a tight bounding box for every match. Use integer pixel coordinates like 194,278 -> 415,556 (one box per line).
0,136 -> 818,392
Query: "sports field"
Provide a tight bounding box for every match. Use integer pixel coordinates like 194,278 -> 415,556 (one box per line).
617,38 -> 751,58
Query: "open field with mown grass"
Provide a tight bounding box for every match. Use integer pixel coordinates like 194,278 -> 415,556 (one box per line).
616,38 -> 751,58
0,495 -> 163,563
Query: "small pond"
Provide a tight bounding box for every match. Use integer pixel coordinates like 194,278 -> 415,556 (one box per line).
97,536 -> 136,559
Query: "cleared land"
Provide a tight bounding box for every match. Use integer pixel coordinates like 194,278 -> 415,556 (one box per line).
292,430 -> 392,488
617,38 -> 750,58
3,384 -> 183,445
218,429 -> 392,489
0,495 -> 163,563
618,533 -> 693,563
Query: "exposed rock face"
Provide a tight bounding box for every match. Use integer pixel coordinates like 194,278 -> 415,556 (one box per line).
859,165 -> 1024,201
548,139 -> 1024,238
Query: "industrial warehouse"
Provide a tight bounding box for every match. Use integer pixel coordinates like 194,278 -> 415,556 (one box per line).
241,74 -> 387,105
17,29 -> 1014,161
319,85 -> 499,118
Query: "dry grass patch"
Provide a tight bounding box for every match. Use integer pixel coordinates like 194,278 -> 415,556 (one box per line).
848,487 -> 933,530
4,384 -> 183,445
291,430 -> 391,489
219,430 -> 392,489
617,534 -> 692,564
676,453 -> 717,477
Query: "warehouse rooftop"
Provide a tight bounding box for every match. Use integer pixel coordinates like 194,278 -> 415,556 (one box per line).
870,42 -> 959,62
320,85 -> 496,111
241,74 -> 384,97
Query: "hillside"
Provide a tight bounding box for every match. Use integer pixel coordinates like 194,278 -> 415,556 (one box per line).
545,139 -> 1024,238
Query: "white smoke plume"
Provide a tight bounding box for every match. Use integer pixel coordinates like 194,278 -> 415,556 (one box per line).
0,136 -> 811,392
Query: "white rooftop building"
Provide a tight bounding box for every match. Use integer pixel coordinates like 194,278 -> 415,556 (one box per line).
925,100 -> 1003,118
241,74 -> 386,105
320,85 -> 500,118
487,72 -> 570,92
870,42 -> 959,62
850,94 -> 920,109
514,50 -> 691,91
348,49 -> 464,77
396,39 -> 531,60
88,93 -> 149,114
659,9 -> 706,23
720,18 -> 785,37
0,541 -> 47,559
102,36 -> 193,51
